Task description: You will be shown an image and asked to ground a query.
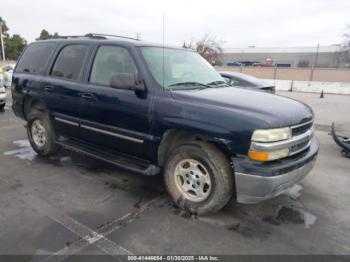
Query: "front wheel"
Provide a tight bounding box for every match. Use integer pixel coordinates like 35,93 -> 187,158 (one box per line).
164,141 -> 234,215
27,109 -> 60,156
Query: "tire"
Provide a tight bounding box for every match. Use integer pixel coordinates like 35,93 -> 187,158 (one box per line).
27,109 -> 60,156
0,104 -> 4,111
164,141 -> 233,215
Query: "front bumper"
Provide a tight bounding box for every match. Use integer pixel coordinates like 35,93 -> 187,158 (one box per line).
232,136 -> 319,204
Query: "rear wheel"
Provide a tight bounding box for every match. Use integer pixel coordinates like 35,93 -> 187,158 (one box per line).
27,109 -> 60,156
164,141 -> 233,215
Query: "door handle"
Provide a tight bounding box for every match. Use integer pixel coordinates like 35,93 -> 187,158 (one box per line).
44,86 -> 54,92
80,92 -> 96,101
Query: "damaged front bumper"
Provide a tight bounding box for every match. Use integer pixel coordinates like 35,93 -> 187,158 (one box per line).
232,136 -> 319,204
331,122 -> 350,157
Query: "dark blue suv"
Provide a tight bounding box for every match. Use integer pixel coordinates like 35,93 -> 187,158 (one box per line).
11,34 -> 319,214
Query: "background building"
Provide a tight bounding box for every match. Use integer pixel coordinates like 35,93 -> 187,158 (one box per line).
220,45 -> 350,68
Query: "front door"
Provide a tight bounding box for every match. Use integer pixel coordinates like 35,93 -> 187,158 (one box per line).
43,44 -> 89,138
78,45 -> 152,159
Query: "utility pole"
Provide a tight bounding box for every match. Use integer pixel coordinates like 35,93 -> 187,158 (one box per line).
0,21 -> 5,61
314,43 -> 320,67
136,32 -> 141,40
310,44 -> 320,82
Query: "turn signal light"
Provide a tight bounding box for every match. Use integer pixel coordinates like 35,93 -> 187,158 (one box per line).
248,148 -> 290,161
248,151 -> 269,161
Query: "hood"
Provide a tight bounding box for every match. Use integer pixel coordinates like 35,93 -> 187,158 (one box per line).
170,87 -> 313,128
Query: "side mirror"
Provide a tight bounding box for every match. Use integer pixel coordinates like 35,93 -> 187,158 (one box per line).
223,78 -> 231,85
109,73 -> 144,92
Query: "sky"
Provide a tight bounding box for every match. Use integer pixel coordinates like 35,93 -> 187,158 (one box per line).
1,0 -> 349,48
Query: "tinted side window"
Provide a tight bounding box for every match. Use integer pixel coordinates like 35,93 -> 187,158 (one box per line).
51,45 -> 88,80
15,43 -> 55,74
89,46 -> 137,86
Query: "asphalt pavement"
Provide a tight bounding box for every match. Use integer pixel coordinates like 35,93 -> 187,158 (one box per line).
0,89 -> 349,261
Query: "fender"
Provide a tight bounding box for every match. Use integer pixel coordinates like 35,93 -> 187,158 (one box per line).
151,94 -> 265,157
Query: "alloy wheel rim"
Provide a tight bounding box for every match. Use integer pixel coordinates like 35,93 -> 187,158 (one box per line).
174,159 -> 211,202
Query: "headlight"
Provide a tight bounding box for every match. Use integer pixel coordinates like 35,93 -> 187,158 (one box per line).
248,148 -> 290,161
249,127 -> 292,161
0,86 -> 5,93
251,127 -> 291,142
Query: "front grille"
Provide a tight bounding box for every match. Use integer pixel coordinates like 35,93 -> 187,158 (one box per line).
292,121 -> 313,136
289,120 -> 313,155
291,140 -> 309,153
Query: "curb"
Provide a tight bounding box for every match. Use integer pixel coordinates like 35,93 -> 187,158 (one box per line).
315,124 -> 331,132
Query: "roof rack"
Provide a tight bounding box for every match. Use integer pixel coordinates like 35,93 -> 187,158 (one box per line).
36,33 -> 140,41
84,33 -> 140,41
42,35 -> 86,40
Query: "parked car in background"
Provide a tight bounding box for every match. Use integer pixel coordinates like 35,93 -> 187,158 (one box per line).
0,84 -> 6,110
0,71 -> 3,87
3,64 -> 16,88
219,71 -> 275,93
226,61 -> 241,67
238,61 -> 260,67
0,68 -> 6,109
260,63 -> 274,67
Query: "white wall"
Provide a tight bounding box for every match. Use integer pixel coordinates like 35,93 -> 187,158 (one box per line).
263,79 -> 350,95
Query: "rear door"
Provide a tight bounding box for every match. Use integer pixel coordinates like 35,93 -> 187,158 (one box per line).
78,44 -> 152,158
12,42 -> 56,118
42,44 -> 90,138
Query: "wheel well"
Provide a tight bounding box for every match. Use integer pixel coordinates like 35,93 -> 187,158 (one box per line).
157,128 -> 232,166
23,96 -> 47,120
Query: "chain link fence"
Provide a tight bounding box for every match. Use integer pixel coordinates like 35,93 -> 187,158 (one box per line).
215,66 -> 350,83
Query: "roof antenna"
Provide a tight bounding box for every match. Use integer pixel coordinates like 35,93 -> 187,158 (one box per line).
162,12 -> 165,89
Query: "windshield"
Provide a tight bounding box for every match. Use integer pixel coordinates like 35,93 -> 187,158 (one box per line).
140,47 -> 225,89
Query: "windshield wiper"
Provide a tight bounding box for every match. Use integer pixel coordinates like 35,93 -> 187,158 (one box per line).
206,80 -> 229,87
168,82 -> 211,89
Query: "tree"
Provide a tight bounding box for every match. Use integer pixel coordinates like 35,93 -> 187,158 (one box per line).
0,17 -> 9,37
52,32 -> 60,39
0,16 -> 10,60
297,60 -> 310,68
37,29 -> 51,40
36,29 -> 60,40
184,35 -> 224,65
344,24 -> 350,49
0,17 -> 27,60
182,41 -> 193,49
4,34 -> 27,60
